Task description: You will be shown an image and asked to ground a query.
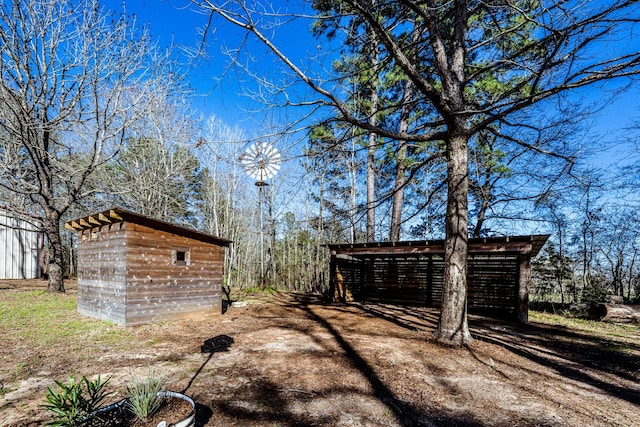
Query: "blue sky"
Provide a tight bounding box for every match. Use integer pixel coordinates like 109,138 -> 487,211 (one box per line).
103,0 -> 321,132
113,0 -> 254,124
102,0 -> 640,177
108,1 -> 640,154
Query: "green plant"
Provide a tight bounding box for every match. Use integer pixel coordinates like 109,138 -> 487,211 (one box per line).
243,285 -> 277,295
1,290 -> 135,348
42,375 -> 112,427
126,368 -> 165,421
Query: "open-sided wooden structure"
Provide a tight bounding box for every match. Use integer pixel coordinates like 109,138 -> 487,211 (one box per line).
65,208 -> 231,326
328,235 -> 549,323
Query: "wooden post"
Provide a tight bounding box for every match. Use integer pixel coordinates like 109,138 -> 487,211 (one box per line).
426,255 -> 433,306
328,252 -> 336,302
361,257 -> 368,302
518,254 -> 531,324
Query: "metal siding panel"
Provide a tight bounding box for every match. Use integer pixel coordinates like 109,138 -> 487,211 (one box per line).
0,210 -> 41,279
0,212 -> 7,279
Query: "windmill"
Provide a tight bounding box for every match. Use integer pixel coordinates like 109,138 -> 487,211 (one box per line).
240,141 -> 281,286
241,141 -> 281,186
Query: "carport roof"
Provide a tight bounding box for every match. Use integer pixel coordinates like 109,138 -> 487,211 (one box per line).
327,235 -> 550,258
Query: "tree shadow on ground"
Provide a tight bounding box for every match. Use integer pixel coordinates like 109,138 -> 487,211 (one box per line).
469,321 -> 640,406
269,293 -> 493,426
322,295 -> 640,408
211,376 -> 337,426
207,292 -> 638,425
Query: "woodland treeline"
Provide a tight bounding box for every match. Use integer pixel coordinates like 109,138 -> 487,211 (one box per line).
1,0 -> 640,324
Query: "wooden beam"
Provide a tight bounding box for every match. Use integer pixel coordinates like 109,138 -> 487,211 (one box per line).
88,216 -> 101,226
70,221 -> 83,230
79,218 -> 91,228
109,210 -> 123,221
98,213 -> 112,223
335,241 -> 534,257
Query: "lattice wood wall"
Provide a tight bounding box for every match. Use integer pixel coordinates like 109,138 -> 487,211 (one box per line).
334,253 -> 521,314
329,236 -> 549,323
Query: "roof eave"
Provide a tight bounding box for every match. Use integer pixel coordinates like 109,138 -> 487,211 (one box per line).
65,208 -> 232,247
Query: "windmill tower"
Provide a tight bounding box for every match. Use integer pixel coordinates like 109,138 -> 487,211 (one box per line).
240,141 -> 281,286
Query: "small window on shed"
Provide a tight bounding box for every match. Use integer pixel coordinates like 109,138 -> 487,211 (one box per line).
171,247 -> 191,266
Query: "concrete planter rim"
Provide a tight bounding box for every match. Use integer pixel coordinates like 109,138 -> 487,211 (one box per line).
89,390 -> 196,427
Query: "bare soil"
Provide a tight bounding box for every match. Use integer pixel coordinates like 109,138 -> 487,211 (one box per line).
93,395 -> 194,426
1,280 -> 639,426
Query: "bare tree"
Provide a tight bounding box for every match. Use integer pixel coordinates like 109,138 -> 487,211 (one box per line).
197,115 -> 256,291
0,0 -> 182,292
194,0 -> 640,345
101,101 -> 201,225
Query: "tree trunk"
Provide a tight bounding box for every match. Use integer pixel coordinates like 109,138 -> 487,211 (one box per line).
349,140 -> 358,244
591,303 -> 640,323
315,172 -> 325,291
43,209 -> 65,293
366,20 -> 379,243
268,185 -> 277,287
472,197 -> 488,239
389,77 -> 413,242
558,229 -> 566,306
389,141 -> 406,242
367,131 -> 376,242
435,132 -> 472,345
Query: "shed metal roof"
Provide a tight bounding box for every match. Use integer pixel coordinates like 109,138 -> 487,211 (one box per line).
0,205 -> 43,224
65,208 -> 231,247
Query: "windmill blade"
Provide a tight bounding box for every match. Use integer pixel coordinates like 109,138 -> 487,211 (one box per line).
241,142 -> 281,182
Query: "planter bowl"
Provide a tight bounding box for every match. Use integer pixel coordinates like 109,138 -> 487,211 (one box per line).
158,390 -> 195,427
89,390 -> 195,427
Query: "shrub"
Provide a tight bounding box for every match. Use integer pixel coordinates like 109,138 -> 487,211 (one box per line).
42,375 -> 111,427
125,368 -> 165,421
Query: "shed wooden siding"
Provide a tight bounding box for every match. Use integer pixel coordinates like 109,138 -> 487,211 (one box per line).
77,222 -> 128,323
333,253 -> 521,313
329,235 -> 548,323
68,208 -> 230,326
124,223 -> 224,325
0,208 -> 42,279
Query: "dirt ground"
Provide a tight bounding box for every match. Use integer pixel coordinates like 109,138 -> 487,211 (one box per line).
1,280 -> 639,426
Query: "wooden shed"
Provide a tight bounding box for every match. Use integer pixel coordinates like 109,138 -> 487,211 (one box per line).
0,207 -> 43,280
65,208 -> 231,326
328,235 -> 549,324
